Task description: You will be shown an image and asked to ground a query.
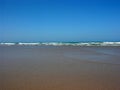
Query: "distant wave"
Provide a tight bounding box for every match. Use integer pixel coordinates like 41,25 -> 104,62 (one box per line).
0,42 -> 120,46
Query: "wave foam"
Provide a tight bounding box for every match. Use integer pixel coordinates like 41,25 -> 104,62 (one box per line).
0,42 -> 120,46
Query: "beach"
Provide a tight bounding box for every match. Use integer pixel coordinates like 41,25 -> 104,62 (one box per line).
0,45 -> 120,90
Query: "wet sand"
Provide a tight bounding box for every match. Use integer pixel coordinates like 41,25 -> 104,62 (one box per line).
0,46 -> 120,90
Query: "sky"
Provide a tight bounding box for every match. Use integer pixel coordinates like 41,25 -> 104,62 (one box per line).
0,0 -> 120,42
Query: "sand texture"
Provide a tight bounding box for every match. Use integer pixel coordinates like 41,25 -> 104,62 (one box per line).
0,46 -> 120,90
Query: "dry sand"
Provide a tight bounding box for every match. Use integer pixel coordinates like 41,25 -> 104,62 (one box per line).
0,46 -> 120,90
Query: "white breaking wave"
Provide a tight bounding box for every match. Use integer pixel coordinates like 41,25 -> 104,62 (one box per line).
0,42 -> 120,46
0,43 -> 16,46
19,43 -> 40,45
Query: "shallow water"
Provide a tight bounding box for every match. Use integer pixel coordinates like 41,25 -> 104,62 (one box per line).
64,47 -> 120,64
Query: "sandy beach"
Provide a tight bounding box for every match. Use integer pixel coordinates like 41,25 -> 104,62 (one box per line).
0,46 -> 120,90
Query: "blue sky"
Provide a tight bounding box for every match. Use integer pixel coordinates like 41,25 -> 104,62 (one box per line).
0,0 -> 120,42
